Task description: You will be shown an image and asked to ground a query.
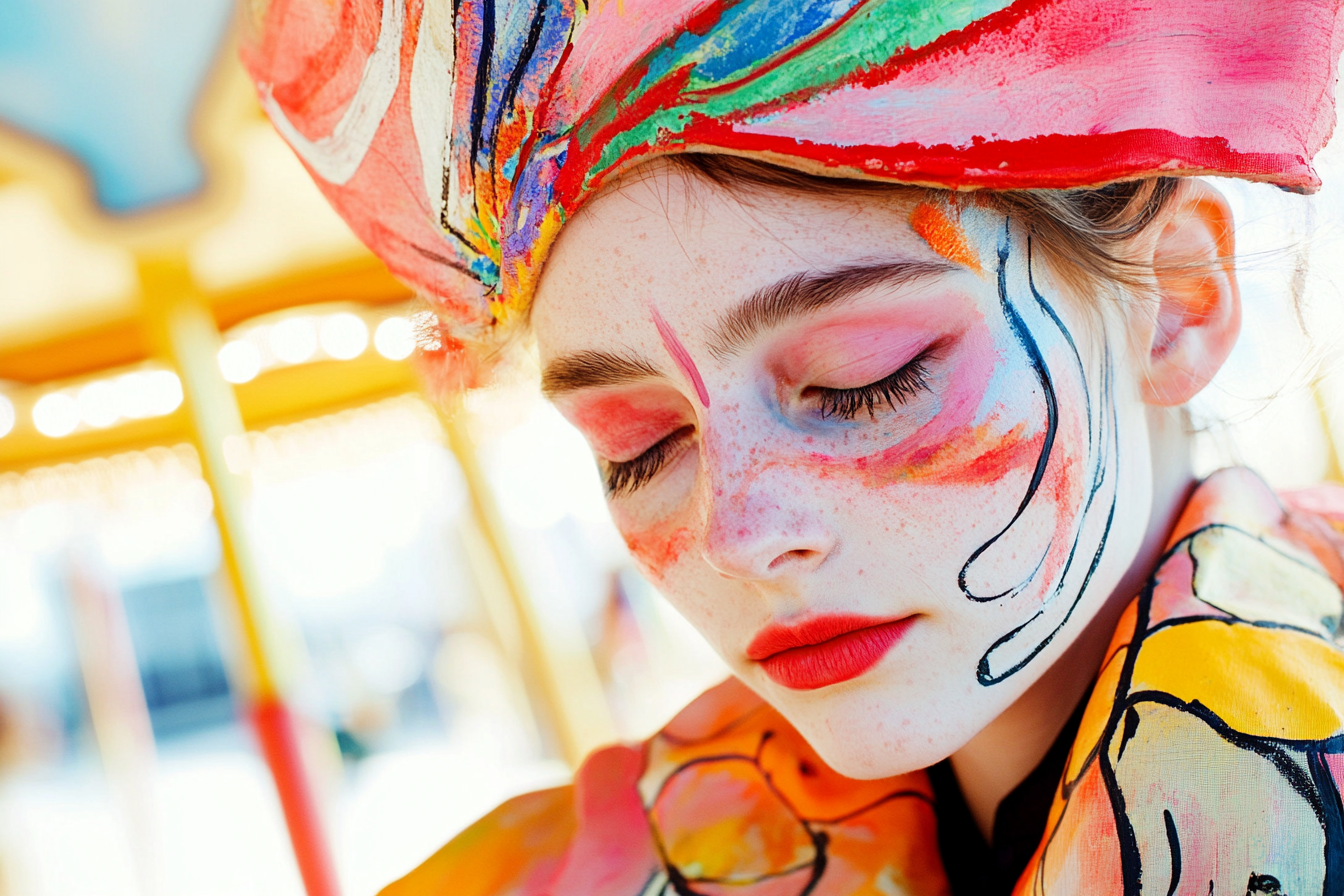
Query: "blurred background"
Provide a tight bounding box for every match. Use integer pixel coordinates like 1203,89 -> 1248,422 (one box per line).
0,3 -> 1341,896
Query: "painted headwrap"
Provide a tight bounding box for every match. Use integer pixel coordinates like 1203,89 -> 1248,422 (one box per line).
241,0 -> 1344,341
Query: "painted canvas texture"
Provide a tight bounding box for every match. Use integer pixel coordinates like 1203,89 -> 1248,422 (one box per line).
241,0 -> 1344,339
380,468 -> 1344,895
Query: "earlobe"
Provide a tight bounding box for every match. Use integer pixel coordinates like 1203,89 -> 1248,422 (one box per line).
1140,180 -> 1241,407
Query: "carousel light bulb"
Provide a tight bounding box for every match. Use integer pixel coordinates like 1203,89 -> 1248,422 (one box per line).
374,316 -> 415,361
319,312 -> 369,360
218,339 -> 262,384
32,392 -> 80,438
114,372 -> 155,419
145,371 -> 184,416
77,379 -> 120,428
270,317 -> 318,365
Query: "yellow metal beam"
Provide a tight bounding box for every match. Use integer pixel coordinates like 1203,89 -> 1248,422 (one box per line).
137,253 -> 342,896
439,396 -> 617,768
0,353 -> 420,474
0,254 -> 411,384
138,254 -> 279,699
1312,376 -> 1343,483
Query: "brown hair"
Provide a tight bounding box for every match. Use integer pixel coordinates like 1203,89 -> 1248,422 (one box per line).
667,153 -> 1179,297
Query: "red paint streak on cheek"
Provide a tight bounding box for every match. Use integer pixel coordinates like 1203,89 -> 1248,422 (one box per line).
832,418 -> 1044,489
571,396 -> 685,459
623,523 -> 694,581
910,202 -> 981,273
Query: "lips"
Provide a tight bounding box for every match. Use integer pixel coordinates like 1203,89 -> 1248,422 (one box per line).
746,614 -> 915,691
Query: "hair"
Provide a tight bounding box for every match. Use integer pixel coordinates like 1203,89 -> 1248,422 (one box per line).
666,153 -> 1180,300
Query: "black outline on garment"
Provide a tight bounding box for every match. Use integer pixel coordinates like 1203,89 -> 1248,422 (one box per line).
638,725 -> 933,895
1023,507 -> 1344,895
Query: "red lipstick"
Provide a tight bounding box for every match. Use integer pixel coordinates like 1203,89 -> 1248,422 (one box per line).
746,614 -> 914,690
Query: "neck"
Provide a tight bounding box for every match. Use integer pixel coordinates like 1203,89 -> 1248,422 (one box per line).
949,405 -> 1196,842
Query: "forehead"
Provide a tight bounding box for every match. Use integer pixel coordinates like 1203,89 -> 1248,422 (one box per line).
530,164 -> 942,357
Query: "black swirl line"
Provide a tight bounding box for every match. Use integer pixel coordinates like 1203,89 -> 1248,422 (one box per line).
967,223 -> 1120,685
958,222 -> 1059,603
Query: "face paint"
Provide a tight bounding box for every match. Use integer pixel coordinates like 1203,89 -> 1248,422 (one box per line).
622,522 -> 694,582
958,221 -> 1120,684
536,171 -> 1152,780
652,305 -> 711,408
910,202 -> 982,273
776,216 -> 1117,685
569,391 -> 689,460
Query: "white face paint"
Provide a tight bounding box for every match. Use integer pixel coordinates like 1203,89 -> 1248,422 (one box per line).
533,163 -> 1158,778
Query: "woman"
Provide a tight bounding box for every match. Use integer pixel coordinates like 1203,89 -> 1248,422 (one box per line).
243,1 -> 1344,892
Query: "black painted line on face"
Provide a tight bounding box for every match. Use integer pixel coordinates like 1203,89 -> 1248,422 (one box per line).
958,221 -> 1060,604
967,223 -> 1121,686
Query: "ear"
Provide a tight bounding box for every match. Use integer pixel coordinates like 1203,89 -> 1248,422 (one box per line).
1139,179 -> 1241,406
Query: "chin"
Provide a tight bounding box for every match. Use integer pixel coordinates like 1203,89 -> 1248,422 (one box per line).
761,681 -> 966,781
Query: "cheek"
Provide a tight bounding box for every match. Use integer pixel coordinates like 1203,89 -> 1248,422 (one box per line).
608,457 -> 702,583
621,518 -> 695,582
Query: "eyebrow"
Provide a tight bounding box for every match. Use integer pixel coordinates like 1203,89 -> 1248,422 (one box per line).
706,260 -> 955,359
540,350 -> 663,397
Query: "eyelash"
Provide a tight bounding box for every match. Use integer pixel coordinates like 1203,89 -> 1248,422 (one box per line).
808,351 -> 935,421
600,353 -> 935,496
602,425 -> 695,497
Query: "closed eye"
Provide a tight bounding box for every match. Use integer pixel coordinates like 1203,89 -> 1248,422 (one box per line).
804,350 -> 935,421
601,425 -> 696,496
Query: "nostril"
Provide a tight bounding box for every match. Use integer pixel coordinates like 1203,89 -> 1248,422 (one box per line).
767,549 -> 818,571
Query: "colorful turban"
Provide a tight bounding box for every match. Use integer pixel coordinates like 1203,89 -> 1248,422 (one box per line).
241,0 -> 1344,339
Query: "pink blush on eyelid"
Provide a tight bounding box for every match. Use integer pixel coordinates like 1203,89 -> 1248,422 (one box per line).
768,301 -> 971,384
802,331 -> 933,386
571,395 -> 686,459
806,325 -> 1010,479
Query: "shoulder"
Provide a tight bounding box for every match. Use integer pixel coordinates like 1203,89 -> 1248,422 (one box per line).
382,678 -> 947,895
378,785 -> 577,896
376,680 -> 763,896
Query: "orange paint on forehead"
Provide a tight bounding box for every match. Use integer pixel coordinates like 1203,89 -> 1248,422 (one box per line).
910,202 -> 981,273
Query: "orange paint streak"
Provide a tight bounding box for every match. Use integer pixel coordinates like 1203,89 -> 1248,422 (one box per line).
624,524 -> 694,579
910,202 -> 981,273
827,419 -> 1044,490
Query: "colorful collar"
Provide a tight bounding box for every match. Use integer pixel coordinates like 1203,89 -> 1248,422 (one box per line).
381,468 -> 1344,895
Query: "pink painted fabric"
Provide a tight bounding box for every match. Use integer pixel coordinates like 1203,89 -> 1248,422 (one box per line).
240,0 -> 1344,341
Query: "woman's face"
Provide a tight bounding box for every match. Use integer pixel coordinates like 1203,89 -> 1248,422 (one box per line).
533,164 -> 1156,778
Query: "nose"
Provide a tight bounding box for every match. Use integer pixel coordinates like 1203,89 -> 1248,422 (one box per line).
699,441 -> 836,581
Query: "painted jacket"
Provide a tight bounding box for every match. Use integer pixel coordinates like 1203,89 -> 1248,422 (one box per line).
383,468 -> 1344,895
